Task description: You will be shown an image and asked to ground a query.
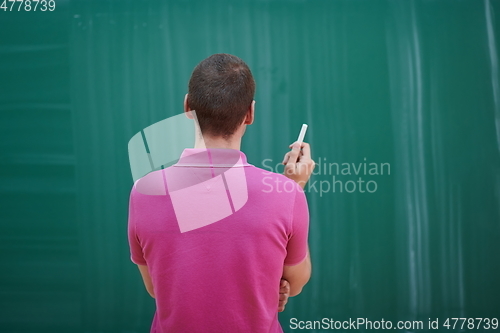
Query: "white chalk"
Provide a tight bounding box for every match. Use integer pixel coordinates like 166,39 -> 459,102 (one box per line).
297,124 -> 308,144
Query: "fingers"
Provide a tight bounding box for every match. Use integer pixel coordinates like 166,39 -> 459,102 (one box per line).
300,142 -> 311,160
278,278 -> 290,312
279,285 -> 289,294
282,152 -> 290,165
284,143 -> 302,176
293,142 -> 314,172
288,141 -> 306,150
278,291 -> 289,312
282,142 -> 314,188
280,278 -> 290,293
283,142 -> 310,165
278,303 -> 285,312
285,142 -> 301,166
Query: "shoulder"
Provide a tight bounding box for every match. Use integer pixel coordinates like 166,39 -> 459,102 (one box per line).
245,165 -> 302,196
131,169 -> 167,196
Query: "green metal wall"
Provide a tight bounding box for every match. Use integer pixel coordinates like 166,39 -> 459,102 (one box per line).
1,0 -> 499,332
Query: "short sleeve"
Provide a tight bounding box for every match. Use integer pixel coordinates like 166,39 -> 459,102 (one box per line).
127,187 -> 147,265
284,185 -> 310,266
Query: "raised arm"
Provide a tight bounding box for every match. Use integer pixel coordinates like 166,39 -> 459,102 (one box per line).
281,141 -> 314,296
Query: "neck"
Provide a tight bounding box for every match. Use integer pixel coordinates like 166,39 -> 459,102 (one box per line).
194,134 -> 241,150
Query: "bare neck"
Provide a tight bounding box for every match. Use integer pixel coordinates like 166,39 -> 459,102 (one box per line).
194,134 -> 242,150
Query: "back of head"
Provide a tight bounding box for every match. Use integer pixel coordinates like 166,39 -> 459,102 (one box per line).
188,54 -> 255,139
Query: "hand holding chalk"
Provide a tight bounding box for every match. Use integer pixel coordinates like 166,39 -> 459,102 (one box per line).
282,124 -> 315,188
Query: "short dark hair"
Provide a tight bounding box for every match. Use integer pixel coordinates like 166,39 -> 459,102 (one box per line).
188,54 -> 255,139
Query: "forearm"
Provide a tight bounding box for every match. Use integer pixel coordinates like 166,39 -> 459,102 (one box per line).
138,265 -> 155,298
282,248 -> 312,297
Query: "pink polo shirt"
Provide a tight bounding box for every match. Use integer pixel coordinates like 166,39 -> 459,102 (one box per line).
127,148 -> 309,333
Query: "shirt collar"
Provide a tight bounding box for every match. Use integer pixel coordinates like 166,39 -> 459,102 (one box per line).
174,148 -> 250,167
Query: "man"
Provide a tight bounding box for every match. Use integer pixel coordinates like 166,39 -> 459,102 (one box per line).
128,53 -> 314,332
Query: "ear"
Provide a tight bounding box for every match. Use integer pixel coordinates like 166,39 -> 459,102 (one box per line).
184,94 -> 194,119
244,100 -> 255,125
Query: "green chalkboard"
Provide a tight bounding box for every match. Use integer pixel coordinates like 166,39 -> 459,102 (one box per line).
1,0 -> 499,332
